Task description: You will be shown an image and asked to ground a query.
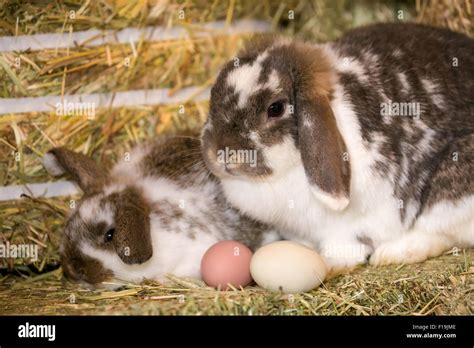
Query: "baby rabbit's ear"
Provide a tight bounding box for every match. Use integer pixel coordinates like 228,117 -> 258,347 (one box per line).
43,147 -> 107,194
293,45 -> 351,211
114,188 -> 153,265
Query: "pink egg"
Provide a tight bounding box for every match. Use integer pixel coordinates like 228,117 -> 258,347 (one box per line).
200,240 -> 253,289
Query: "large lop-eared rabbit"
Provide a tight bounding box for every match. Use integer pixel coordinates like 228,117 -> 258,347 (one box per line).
43,135 -> 279,285
201,23 -> 474,270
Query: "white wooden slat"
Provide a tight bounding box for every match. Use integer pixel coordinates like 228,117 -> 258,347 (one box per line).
0,20 -> 271,52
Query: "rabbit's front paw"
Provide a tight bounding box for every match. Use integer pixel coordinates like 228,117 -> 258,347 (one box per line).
321,241 -> 373,269
370,233 -> 454,266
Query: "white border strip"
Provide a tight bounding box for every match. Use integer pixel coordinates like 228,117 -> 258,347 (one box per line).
0,86 -> 210,115
0,19 -> 270,52
0,180 -> 79,201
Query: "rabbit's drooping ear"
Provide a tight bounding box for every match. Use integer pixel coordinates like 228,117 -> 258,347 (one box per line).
113,188 -> 153,264
296,94 -> 351,210
43,147 -> 107,194
293,45 -> 351,211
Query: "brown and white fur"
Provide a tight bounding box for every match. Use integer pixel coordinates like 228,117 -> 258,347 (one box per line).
201,23 -> 474,270
43,135 -> 279,285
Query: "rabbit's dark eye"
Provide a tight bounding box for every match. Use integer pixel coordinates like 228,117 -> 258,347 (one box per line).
267,101 -> 285,118
104,228 -> 115,243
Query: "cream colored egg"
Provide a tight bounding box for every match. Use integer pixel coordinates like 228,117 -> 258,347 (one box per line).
250,241 -> 327,293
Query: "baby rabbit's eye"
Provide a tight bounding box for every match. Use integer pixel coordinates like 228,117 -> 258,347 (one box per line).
104,228 -> 115,243
267,101 -> 285,118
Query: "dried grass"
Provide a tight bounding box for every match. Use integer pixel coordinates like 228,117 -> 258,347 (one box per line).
0,0 -> 472,315
416,0 -> 473,37
1,250 -> 472,315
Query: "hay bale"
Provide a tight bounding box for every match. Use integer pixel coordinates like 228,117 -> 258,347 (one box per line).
416,0 -> 473,37
0,0 -> 472,315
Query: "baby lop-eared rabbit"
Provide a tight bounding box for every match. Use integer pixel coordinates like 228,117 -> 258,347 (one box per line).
202,23 -> 474,270
43,135 -> 279,285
